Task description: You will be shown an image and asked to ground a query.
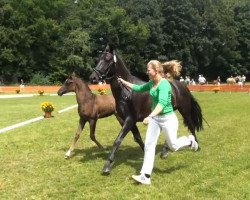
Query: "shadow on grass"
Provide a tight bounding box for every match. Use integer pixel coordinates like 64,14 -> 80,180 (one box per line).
60,144 -> 187,174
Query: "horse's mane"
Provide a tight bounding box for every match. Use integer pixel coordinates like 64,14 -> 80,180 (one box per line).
71,74 -> 92,93
116,53 -> 146,85
116,51 -> 132,75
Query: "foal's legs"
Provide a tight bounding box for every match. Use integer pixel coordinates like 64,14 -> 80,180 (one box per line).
65,118 -> 86,158
89,119 -> 107,149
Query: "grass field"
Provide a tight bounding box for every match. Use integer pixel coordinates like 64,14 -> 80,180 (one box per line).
0,92 -> 249,199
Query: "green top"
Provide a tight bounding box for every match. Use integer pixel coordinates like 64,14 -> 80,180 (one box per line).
132,78 -> 173,115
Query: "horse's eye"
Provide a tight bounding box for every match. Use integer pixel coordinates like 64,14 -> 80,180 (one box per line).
105,53 -> 113,61
66,80 -> 72,85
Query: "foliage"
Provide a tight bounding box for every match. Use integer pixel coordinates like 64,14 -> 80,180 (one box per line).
41,101 -> 54,112
0,0 -> 249,84
29,73 -> 52,85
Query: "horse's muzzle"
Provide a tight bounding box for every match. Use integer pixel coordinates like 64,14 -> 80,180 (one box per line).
89,74 -> 100,84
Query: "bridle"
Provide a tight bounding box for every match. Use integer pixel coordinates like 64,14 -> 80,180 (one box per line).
92,52 -> 116,81
93,51 -> 132,100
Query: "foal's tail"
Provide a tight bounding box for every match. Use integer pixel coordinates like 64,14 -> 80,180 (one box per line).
191,95 -> 203,132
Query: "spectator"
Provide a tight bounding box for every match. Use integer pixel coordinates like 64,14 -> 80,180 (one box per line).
237,75 -> 243,87
217,76 -> 221,85
179,76 -> 184,83
185,76 -> 190,85
198,75 -> 206,85
190,79 -> 196,85
20,79 -> 25,90
242,75 -> 246,84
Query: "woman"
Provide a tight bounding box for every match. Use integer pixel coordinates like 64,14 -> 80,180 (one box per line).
118,60 -> 198,185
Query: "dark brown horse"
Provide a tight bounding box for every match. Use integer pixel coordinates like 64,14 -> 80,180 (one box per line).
90,45 -> 203,174
57,74 -> 120,158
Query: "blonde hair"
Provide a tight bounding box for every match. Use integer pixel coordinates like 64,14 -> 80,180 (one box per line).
162,60 -> 182,80
147,60 -> 164,76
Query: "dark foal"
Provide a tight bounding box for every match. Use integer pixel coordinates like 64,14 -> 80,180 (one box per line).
58,74 -> 120,158
90,45 -> 203,174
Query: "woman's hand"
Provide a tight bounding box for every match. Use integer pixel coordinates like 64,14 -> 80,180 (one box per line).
117,77 -> 124,84
143,116 -> 151,125
117,77 -> 133,89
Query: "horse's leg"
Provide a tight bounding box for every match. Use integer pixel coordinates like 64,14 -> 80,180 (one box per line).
161,141 -> 170,159
89,119 -> 107,149
114,112 -> 124,126
102,117 -> 133,174
65,118 -> 86,158
131,125 -> 144,151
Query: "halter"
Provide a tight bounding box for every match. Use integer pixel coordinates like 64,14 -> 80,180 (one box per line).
93,51 -> 132,100
92,52 -> 116,81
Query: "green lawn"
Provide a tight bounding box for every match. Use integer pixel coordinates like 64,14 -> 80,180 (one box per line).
0,92 -> 249,199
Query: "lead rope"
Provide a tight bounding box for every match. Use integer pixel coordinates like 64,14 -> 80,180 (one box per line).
117,76 -> 132,100
113,54 -> 132,100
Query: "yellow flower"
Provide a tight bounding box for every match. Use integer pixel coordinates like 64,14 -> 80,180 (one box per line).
41,102 -> 55,112
98,87 -> 107,95
212,87 -> 220,93
38,90 -> 44,95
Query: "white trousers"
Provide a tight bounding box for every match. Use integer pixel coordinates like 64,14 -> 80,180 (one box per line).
140,112 -> 191,175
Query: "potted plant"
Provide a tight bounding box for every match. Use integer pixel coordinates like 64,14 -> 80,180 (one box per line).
98,87 -> 107,95
41,102 -> 55,118
38,90 -> 44,96
212,87 -> 220,93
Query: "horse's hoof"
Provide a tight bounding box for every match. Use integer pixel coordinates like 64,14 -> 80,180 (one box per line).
160,153 -> 168,159
103,145 -> 108,150
102,161 -> 112,175
102,167 -> 111,175
65,150 -> 71,159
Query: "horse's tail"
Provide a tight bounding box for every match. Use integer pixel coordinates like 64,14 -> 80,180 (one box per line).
190,95 -> 203,132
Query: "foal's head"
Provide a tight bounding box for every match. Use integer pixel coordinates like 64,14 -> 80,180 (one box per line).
57,74 -> 77,96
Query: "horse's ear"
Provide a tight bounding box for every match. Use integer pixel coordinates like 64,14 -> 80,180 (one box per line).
105,44 -> 110,52
106,44 -> 115,54
110,44 -> 115,54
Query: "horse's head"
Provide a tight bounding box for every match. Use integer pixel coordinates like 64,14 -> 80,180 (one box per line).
90,44 -> 117,84
57,73 -> 77,96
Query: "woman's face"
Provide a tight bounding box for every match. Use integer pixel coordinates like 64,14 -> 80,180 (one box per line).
147,64 -> 157,80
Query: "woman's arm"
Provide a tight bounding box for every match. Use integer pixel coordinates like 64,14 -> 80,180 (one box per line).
117,77 -> 150,92
143,104 -> 163,125
117,78 -> 134,89
148,104 -> 163,117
